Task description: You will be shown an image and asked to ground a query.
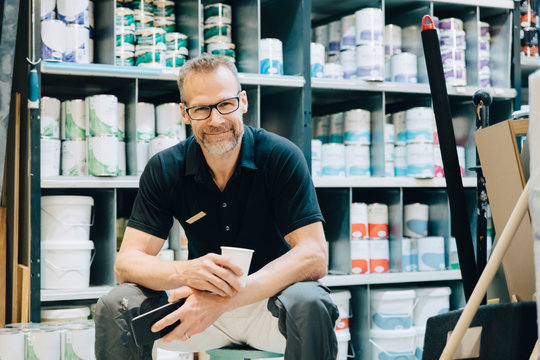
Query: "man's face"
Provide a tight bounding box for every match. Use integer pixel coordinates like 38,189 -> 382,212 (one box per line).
180,66 -> 248,155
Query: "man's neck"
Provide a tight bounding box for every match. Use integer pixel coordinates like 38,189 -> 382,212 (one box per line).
202,141 -> 242,192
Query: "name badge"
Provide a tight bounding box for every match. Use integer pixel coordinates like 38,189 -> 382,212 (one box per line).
186,211 -> 206,224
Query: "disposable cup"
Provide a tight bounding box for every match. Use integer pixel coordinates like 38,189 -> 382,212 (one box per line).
220,246 -> 254,286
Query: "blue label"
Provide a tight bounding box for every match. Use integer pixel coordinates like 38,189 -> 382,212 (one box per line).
63,44 -> 86,62
407,129 -> 432,142
41,40 -> 63,61
341,36 -> 356,47
329,134 -> 343,143
348,166 -> 370,176
322,166 -> 345,176
344,131 -> 370,143
58,10 -> 88,26
402,254 -> 418,272
260,59 -> 283,75
357,65 -> 384,78
394,74 -> 418,83
395,167 -> 407,177
407,164 -> 434,177
328,41 -> 340,51
343,70 -> 356,79
421,252 -> 445,269
311,63 -> 324,78
372,313 -> 412,330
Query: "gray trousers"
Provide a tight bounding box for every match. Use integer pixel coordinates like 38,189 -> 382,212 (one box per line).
94,281 -> 339,360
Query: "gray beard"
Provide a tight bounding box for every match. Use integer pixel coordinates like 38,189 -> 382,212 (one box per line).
198,123 -> 244,154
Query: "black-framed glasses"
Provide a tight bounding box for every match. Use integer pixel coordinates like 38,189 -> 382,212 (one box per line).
185,94 -> 241,121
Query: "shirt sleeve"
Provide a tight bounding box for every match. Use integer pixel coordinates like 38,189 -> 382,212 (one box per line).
127,155 -> 174,239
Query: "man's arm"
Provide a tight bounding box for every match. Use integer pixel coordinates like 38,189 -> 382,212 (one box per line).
115,226 -> 243,296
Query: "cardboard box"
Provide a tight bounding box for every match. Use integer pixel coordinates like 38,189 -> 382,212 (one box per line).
474,119 -> 534,301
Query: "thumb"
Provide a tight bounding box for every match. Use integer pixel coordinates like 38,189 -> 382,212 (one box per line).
168,286 -> 194,303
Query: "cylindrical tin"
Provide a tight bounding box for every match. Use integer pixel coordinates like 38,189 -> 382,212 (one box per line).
313,24 -> 329,51
41,20 -> 66,62
136,140 -> 150,174
86,94 -> 119,136
311,42 -> 325,78
440,48 -> 465,68
165,51 -> 187,68
57,0 -> 90,26
25,328 -> 61,360
154,0 -> 176,18
354,8 -> 384,45
136,102 -> 156,140
384,24 -> 402,57
0,328 -> 24,360
64,24 -> 90,63
417,236 -> 446,271
439,30 -> 466,50
41,138 -> 61,177
404,203 -> 429,238
125,0 -> 154,12
385,160 -> 395,177
406,142 -> 434,178
355,44 -> 384,81
392,111 -> 407,145
115,48 -> 135,66
384,143 -> 395,162
149,135 -> 179,158
61,139 -> 88,176
345,145 -> 370,177
61,323 -> 95,360
351,202 -> 368,239
434,145 -> 444,178
384,123 -> 395,144
321,143 -> 345,176
369,239 -> 389,273
368,203 -> 388,239
391,52 -> 417,83
351,239 -> 369,274
344,109 -> 370,144
405,107 -> 434,143
166,32 -> 189,53
154,18 -> 175,33
116,7 -> 135,29
135,44 -> 166,68
323,63 -> 344,79
204,22 -> 232,43
443,63 -> 467,86
156,102 -> 183,138
88,136 -> 119,176
133,10 -> 154,29
439,17 -> 463,31
329,112 -> 344,143
206,42 -> 235,59
340,48 -> 356,79
259,38 -> 283,75
204,3 -> 232,24
401,237 -> 418,272
341,14 -> 356,50
62,99 -> 86,140
395,144 -> 407,176
41,0 -> 56,20
41,96 -> 61,138
136,27 -> 166,46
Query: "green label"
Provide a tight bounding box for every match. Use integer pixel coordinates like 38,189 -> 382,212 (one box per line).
166,38 -> 188,51
154,4 -> 175,17
116,32 -> 135,46
117,128 -> 125,141
135,51 -> 161,66
89,108 -> 115,136
136,32 -> 165,46
210,48 -> 235,59
115,56 -> 135,66
165,55 -> 185,67
63,342 -> 85,360
204,25 -> 229,40
89,148 -> 117,176
65,113 -> 86,139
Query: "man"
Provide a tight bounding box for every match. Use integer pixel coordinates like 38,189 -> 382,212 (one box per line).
95,53 -> 338,360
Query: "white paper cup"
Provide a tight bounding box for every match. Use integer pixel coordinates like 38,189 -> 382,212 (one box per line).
220,246 -> 254,286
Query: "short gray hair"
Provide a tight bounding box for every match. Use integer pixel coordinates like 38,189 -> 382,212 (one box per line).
177,53 -> 241,104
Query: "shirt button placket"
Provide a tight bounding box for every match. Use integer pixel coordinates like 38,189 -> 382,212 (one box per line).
225,225 -> 230,231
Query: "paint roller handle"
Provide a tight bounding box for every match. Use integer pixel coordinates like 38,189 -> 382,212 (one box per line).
473,89 -> 492,129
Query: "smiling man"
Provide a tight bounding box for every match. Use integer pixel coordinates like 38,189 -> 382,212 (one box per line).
94,54 -> 338,360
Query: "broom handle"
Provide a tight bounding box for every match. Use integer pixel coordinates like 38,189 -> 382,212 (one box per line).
440,180 -> 531,360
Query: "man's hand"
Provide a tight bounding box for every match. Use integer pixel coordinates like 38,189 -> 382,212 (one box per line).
151,286 -> 232,342
179,253 -> 244,296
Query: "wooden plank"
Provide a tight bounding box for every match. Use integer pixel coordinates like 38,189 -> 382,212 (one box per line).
17,264 -> 29,323
0,206 -> 6,327
9,93 -> 20,323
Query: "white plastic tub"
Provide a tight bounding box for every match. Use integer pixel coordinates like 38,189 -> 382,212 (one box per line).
413,287 -> 451,326
370,328 -> 415,360
336,330 -> 351,360
370,289 -> 416,330
41,195 -> 94,241
414,326 -> 426,360
41,240 -> 94,289
331,290 -> 351,331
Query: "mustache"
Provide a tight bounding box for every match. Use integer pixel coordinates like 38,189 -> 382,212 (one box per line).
202,126 -> 234,134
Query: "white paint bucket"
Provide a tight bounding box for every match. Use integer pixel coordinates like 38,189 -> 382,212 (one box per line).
41,240 -> 94,289
370,289 -> 416,330
314,115 -> 330,143
62,323 -> 95,360
116,26 -> 135,48
149,136 -> 178,158
406,107 -> 434,142
392,111 -> 407,145
88,136 -> 119,176
204,3 -> 232,24
204,22 -> 231,43
344,109 -> 370,144
156,102 -> 183,138
401,237 -> 418,272
25,329 -> 61,360
311,42 -> 325,78
384,24 -> 402,57
369,328 -> 416,360
40,138 -> 61,177
368,203 -> 388,239
336,330 -> 350,360
355,44 -> 384,81
41,195 -> 94,242
41,0 -> 56,20
418,236 -> 446,271
86,94 -> 118,136
414,326 -> 426,360
137,140 -> 150,174
395,144 -> 407,176
118,141 -> 126,176
259,38 -> 283,75
351,202 -> 368,238
328,20 -> 341,53
61,139 -> 88,176
339,49 -> 355,79
41,96 -> 61,138
330,290 -> 351,331
64,24 -> 90,63
384,143 -> 395,162
351,239 -> 369,274
61,99 -> 86,140
354,8 -> 383,45
323,63 -> 343,79
413,287 -> 451,326
311,139 -> 322,160
340,14 -> 356,50
384,123 -> 394,144
206,42 -> 235,59
117,102 -> 125,141
369,239 -> 389,273
165,51 -> 187,68
329,112 -> 344,143
136,102 -> 156,140
407,142 -> 434,178
321,143 -> 345,176
434,145 -> 444,178
0,328 -> 24,360
391,52 -> 417,83
345,144 -> 370,177
57,0 -> 90,26
404,203 -> 429,238
41,305 -> 90,322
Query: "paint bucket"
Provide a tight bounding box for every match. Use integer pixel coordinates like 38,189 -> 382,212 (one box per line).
413,287 -> 451,326
41,195 -> 94,241
154,1 -> 175,18
330,290 -> 351,331
369,239 -> 389,273
370,289 -> 416,330
313,115 -> 330,144
407,142 -> 434,178
61,99 -> 86,140
406,107 -> 434,143
391,52 -> 417,83
311,42 -> 325,78
137,140 -> 150,174
64,24 -> 90,63
41,96 -> 61,138
395,144 -> 407,176
340,48 -> 356,79
259,38 -> 283,75
206,42 -> 235,60
126,0 -> 154,12
61,322 -> 95,360
135,44 -> 166,68
133,10 -> 154,28
433,145 -> 444,177
57,0 -> 90,26
340,14 -> 356,50
41,305 -> 91,322
41,0 -> 56,20
328,20 -> 341,53
344,109 -> 370,144
404,203 -> 429,238
116,26 -> 135,47
0,328 -> 24,360
166,32 -> 189,53
86,94 -> 118,136
165,51 -> 187,68
351,239 -> 369,274
204,22 -> 231,44
321,143 -> 345,176
41,138 -> 61,177
441,48 -> 465,68
392,111 -> 407,145
336,330 -> 351,360
311,139 -> 322,160
351,202 -> 368,239
25,329 -> 61,360
313,24 -> 328,51
88,136 -> 119,176
369,328 -> 416,360
385,161 -> 395,177
323,63 -> 344,79
354,8 -> 383,45
401,237 -> 418,272
156,102 -> 184,138
61,139 -> 88,176
418,236 -> 445,271
204,3 -> 232,24
149,136 -> 179,158
368,203 -> 388,239
414,326 -> 426,360
384,123 -> 394,144
136,102 -> 156,140
41,240 -> 95,289
384,143 -> 395,162
384,24 -> 402,57
117,141 -> 126,176
329,112 -> 344,143
356,44 -> 384,81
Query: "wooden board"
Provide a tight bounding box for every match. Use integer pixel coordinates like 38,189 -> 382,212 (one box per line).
16,264 -> 29,323
9,93 -> 20,323
0,206 -> 6,327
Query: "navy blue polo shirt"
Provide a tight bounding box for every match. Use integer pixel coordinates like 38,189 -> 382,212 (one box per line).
128,125 -> 324,273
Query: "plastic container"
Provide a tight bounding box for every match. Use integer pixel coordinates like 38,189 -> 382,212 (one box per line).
336,330 -> 351,360
41,305 -> 91,322
41,240 -> 95,289
330,290 -> 351,331
413,287 -> 451,326
369,328 -> 416,360
41,196 -> 94,242
370,289 -> 416,330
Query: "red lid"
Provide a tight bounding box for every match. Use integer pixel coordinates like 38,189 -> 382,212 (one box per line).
422,15 -> 435,30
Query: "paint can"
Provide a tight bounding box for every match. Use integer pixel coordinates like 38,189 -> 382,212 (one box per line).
149,136 -> 179,158
166,32 -> 189,53
86,94 -> 118,136
443,63 -> 466,86
313,24 -> 329,51
41,138 -> 61,177
368,203 -> 388,239
329,112 -> 344,143
61,139 -> 88,176
345,144 -> 370,177
401,237 -> 418,272
439,17 -> 463,31
88,136 -> 119,176
391,52 -> 417,83
351,202 -> 368,239
156,102 -> 183,138
341,14 -> 356,50
384,24 -> 402,57
328,20 -> 341,54
355,8 -> 383,45
25,328 -> 61,360
439,30 -> 466,50
41,0 -> 56,20
116,26 -> 135,48
340,48 -> 356,79
321,143 -> 345,176
355,44 -> 384,81
204,22 -> 232,43
135,44 -> 166,68
136,27 -> 166,46
369,239 -> 390,273
136,140 -> 150,174
154,0 -> 176,18
165,51 -> 186,68
351,239 -> 369,274
384,123 -> 395,144
206,42 -> 235,60
125,0 -> 154,12
64,24 -> 90,63
204,3 -> 231,24
440,48 -> 465,68
117,102 -> 125,141
312,139 -> 322,160
116,7 -> 135,29
41,96 -> 61,138
404,203 -> 429,238
57,0 -> 90,26
418,236 -> 446,271
406,142 -> 434,178
62,323 -> 95,360
118,141 -> 126,176
61,99 -> 86,140
136,102 -> 156,140
313,115 -> 330,144
385,161 -> 395,177
384,143 -> 395,162
133,10 -> 154,29
311,42 -> 325,78
259,38 -> 283,75
116,47 -> 135,66
0,328 -> 24,360
392,111 -> 407,145
395,144 -> 407,176
344,109 -> 370,144
323,63 -> 343,79
405,107 -> 434,143
41,20 -> 66,62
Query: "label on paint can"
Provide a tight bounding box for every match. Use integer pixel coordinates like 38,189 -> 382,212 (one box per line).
41,20 -> 66,62
86,95 -> 119,136
133,10 -> 154,29
116,49 -> 135,66
344,109 -> 370,144
41,97 -> 61,138
323,63 -> 344,79
329,113 -> 344,143
418,236 -> 446,271
321,143 -> 345,176
154,1 -> 176,18
433,145 -> 444,178
384,24 -> 402,57
136,27 -> 166,46
206,42 -> 235,59
135,45 -> 166,68
61,139 -> 88,176
369,239 -> 389,273
401,237 -> 418,272
354,8 -> 384,45
204,23 -> 232,43
351,239 -> 369,274
328,20 -> 341,53
64,24 -> 91,63
41,0 -> 56,20
391,52 -> 417,83
88,136 -> 119,176
259,38 -> 283,75
404,203 -> 429,238
406,142 -> 434,178
345,145 -> 370,176
117,103 -> 126,141
311,42 -> 325,78
62,324 -> 95,360
204,3 -> 232,24
116,7 -> 135,28
26,329 -> 61,360
405,107 -> 434,143
165,51 -> 186,68
57,0 -> 90,26
351,202 -> 368,238
395,144 -> 407,176
355,44 -> 384,81
149,136 -> 179,158
341,14 -> 356,49
166,32 -> 189,52
136,102 -> 156,140
340,49 -> 356,79
156,102 -> 182,137
368,203 -> 388,238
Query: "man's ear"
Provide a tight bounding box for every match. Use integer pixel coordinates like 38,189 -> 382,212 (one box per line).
241,90 -> 248,114
179,103 -> 191,125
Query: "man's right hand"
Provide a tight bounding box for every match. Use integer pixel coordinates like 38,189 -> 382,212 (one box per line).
178,253 -> 244,296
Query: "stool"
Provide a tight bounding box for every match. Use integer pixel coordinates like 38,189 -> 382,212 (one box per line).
206,347 -> 283,360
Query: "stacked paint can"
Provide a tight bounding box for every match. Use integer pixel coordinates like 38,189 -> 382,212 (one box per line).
384,122 -> 395,177
330,290 -> 352,360
355,8 -> 384,81
61,99 -> 88,176
204,3 -> 235,62
401,203 -> 429,271
385,24 -> 418,84
439,17 -> 467,86
311,138 -> 322,177
115,6 -> 136,66
41,97 -> 62,177
392,111 -> 407,176
478,22 -> 491,87
405,107 -> 435,178
520,0 -> 538,57
259,38 -> 284,75
41,0 -> 93,63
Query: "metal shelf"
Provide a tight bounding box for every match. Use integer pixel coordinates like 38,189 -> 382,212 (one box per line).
430,0 -> 513,9
320,270 -> 462,287
41,285 -> 114,302
41,62 -> 304,88
41,176 -> 140,188
314,176 -> 477,188
521,55 -> 540,80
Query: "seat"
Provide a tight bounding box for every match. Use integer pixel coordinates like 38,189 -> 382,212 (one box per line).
205,347 -> 283,360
